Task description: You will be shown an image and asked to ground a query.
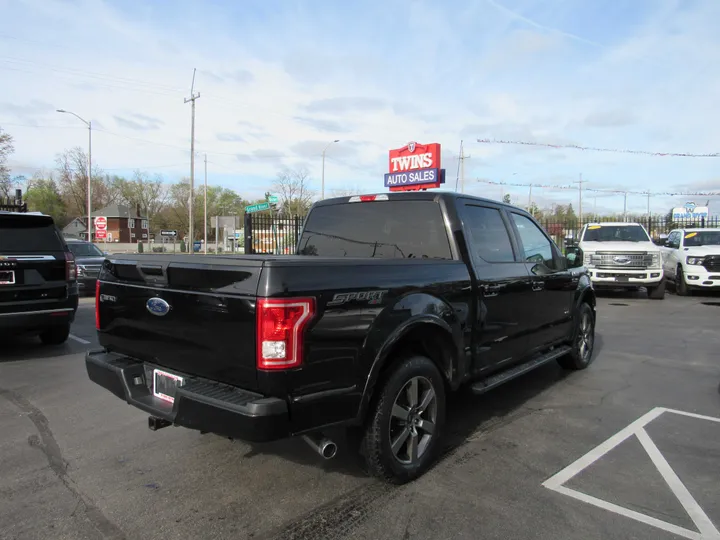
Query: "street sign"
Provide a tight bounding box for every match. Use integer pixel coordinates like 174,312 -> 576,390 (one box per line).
160,230 -> 178,238
94,216 -> 107,230
268,195 -> 279,204
245,202 -> 271,213
95,229 -> 107,240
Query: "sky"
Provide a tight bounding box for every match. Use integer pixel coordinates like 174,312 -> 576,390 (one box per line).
1,0 -> 719,215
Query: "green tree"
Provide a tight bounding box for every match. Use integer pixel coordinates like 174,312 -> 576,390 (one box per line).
273,166 -> 314,217
0,127 -> 15,197
502,193 -> 511,204
25,176 -> 67,225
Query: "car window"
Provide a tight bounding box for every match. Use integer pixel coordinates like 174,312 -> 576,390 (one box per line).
462,205 -> 515,263
68,242 -> 105,257
0,216 -> 64,252
582,224 -> 650,242
510,213 -> 556,269
683,230 -> 720,247
298,200 -> 452,259
666,231 -> 679,248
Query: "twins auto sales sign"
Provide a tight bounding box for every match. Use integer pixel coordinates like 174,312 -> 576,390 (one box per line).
384,142 -> 444,191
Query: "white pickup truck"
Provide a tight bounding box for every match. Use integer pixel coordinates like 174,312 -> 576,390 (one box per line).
659,228 -> 720,295
575,222 -> 665,299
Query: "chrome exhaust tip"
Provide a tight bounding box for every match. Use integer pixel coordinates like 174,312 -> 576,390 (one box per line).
302,433 -> 338,460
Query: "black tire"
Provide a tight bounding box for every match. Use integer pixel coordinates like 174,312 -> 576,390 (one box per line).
558,303 -> 595,370
647,279 -> 666,300
361,355 -> 446,484
675,267 -> 690,296
39,323 -> 71,345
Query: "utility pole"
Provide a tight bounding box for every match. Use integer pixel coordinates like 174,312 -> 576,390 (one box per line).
56,109 -> 92,241
528,184 -> 533,212
458,141 -> 471,194
646,191 -> 651,217
623,192 -> 628,220
321,140 -> 339,200
204,154 -> 208,254
573,173 -> 584,227
184,68 -> 200,254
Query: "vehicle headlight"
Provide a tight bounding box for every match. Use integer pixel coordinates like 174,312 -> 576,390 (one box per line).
582,252 -> 595,266
650,254 -> 661,268
77,265 -> 85,276
687,256 -> 705,266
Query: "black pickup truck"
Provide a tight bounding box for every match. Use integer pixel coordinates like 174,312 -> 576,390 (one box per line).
86,192 -> 596,483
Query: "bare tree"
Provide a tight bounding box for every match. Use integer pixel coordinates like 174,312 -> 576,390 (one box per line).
330,186 -> 365,197
272,166 -> 315,217
55,147 -> 116,217
0,127 -> 15,197
120,170 -> 169,221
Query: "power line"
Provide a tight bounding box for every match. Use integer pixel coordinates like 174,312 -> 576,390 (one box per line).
477,138 -> 720,158
475,178 -> 720,197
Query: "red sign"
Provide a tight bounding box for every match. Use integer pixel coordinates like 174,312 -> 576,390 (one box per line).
95,229 -> 107,240
94,216 -> 107,230
387,142 -> 442,192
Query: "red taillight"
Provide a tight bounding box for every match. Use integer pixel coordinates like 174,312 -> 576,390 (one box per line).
348,194 -> 389,203
95,279 -> 101,330
65,252 -> 77,281
256,297 -> 315,370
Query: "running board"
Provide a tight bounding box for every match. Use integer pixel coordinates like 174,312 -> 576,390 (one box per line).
470,345 -> 572,395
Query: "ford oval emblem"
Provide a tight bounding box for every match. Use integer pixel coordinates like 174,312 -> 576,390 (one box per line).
146,297 -> 171,317
613,256 -> 631,265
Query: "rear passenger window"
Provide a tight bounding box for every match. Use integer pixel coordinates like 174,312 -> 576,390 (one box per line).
462,205 -> 515,263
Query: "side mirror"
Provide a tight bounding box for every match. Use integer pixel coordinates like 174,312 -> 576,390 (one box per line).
565,247 -> 583,268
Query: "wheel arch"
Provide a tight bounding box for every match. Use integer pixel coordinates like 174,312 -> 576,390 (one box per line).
356,317 -> 459,423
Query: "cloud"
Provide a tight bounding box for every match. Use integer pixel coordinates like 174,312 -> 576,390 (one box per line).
216,133 -> 245,142
236,149 -> 284,164
114,113 -> 164,131
290,140 -> 360,160
583,110 -> 638,127
303,97 -> 386,114
293,116 -> 351,134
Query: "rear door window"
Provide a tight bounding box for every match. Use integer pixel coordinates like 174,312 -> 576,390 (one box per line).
0,216 -> 65,253
461,204 -> 516,263
298,200 -> 453,259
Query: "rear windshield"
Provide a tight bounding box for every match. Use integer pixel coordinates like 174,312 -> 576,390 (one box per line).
298,200 -> 453,259
0,216 -> 65,252
582,225 -> 650,242
68,242 -> 105,257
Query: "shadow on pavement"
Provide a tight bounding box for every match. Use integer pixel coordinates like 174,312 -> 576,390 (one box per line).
245,341 -> 599,478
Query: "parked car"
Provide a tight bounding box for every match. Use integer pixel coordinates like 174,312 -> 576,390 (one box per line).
660,228 -> 720,295
65,239 -> 107,295
0,211 -> 79,345
572,222 -> 665,299
86,192 -> 596,484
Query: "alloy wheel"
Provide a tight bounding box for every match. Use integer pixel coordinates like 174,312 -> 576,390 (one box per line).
389,376 -> 437,465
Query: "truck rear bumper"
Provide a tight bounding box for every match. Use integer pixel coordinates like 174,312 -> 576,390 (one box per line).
85,349 -> 290,442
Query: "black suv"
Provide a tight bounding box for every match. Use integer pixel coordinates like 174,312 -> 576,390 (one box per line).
66,238 -> 107,295
0,212 -> 79,345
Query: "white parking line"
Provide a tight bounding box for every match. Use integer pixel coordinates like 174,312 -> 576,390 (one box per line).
543,407 -> 720,540
68,334 -> 91,345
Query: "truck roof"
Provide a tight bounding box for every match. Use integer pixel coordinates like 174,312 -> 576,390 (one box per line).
314,190 -> 524,212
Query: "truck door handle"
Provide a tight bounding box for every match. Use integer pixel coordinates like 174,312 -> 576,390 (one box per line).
532,282 -> 544,292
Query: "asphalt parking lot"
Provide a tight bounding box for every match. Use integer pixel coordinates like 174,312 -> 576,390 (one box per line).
1,292 -> 719,540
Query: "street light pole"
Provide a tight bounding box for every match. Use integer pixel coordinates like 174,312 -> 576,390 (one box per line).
321,139 -> 339,200
57,109 -> 92,241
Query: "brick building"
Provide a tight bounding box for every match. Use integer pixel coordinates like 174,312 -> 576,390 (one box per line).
90,204 -> 149,243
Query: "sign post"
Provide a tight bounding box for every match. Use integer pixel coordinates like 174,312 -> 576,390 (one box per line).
94,216 -> 107,242
384,142 -> 445,192
160,230 -> 178,253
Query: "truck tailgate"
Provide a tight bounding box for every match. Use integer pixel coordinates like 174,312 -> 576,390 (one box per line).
97,255 -> 265,391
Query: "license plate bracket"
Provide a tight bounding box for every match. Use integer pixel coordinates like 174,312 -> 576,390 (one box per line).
0,270 -> 15,285
615,276 -> 630,282
152,369 -> 184,404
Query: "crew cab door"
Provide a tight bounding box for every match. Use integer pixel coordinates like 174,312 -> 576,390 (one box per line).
661,230 -> 681,279
457,201 -> 532,372
507,211 -> 575,351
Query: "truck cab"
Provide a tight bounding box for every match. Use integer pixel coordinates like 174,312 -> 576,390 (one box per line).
576,222 -> 665,299
660,228 -> 720,295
